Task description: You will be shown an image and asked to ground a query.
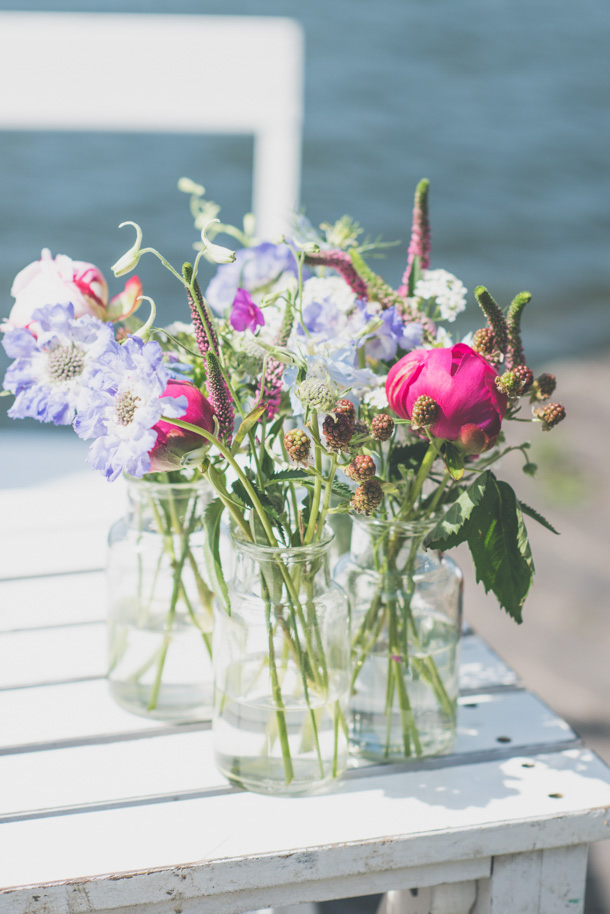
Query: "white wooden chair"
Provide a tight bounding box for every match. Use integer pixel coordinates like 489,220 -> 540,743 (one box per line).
0,11 -> 304,237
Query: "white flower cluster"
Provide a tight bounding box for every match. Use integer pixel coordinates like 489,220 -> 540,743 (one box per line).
414,269 -> 467,322
302,276 -> 357,315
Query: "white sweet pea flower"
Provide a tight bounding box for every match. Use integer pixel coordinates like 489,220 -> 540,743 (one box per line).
111,222 -> 143,277
200,219 -> 236,264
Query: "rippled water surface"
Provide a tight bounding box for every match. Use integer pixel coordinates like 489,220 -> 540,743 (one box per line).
1,0 -> 608,429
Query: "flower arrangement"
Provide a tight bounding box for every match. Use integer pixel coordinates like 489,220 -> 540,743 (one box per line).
1,178 -> 565,787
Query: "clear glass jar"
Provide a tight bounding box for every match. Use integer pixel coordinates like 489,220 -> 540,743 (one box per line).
335,516 -> 463,761
213,530 -> 350,796
107,477 -> 216,721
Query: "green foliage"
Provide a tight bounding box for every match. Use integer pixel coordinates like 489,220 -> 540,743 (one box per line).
203,498 -> 230,612
231,479 -> 287,545
518,501 -> 560,535
442,443 -> 465,480
425,472 -> 534,622
231,405 -> 266,455
407,254 -> 422,297
388,441 -> 430,476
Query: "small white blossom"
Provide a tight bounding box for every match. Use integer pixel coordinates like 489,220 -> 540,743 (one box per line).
363,385 -> 389,410
414,269 -> 467,322
302,276 -> 358,315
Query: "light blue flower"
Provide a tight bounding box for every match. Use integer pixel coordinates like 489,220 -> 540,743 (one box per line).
284,341 -> 377,415
74,336 -> 187,482
362,305 -> 423,361
205,242 -> 299,314
2,303 -> 114,425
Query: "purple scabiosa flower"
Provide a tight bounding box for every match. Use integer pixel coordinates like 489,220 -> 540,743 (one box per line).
205,242 -> 299,314
2,303 -> 114,425
230,288 -> 265,333
73,336 -> 187,482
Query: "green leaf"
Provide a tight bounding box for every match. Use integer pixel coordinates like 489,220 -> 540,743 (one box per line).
388,441 -> 430,476
519,501 -> 560,535
231,405 -> 266,455
424,472 -> 490,550
203,498 -> 230,611
522,462 -> 538,477
231,479 -> 287,546
443,443 -> 465,480
269,468 -> 312,483
467,478 -> 533,623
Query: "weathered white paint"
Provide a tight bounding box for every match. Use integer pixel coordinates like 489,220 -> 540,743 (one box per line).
430,880 -> 477,914
478,844 -> 589,914
1,477 -> 609,913
0,750 -> 608,905
0,12 -> 303,238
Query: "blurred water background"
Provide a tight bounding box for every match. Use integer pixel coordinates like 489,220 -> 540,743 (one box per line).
1,0 -> 609,435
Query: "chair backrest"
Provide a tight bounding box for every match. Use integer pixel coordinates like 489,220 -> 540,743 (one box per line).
0,12 -> 304,237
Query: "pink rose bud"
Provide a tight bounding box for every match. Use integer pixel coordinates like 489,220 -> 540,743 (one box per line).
149,380 -> 216,472
7,249 -> 109,328
458,423 -> 489,455
386,343 -> 508,446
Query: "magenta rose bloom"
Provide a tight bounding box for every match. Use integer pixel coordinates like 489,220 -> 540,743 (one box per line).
149,380 -> 215,472
386,343 -> 508,451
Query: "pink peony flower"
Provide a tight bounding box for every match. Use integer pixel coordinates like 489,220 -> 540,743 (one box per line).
149,380 -> 216,472
386,343 -> 508,451
229,288 -> 264,333
8,249 -> 109,328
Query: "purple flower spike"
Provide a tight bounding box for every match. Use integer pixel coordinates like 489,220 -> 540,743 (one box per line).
230,288 -> 265,333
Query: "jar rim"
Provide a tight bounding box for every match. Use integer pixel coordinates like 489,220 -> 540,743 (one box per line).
353,514 -> 437,536
124,473 -> 208,493
232,526 -> 334,558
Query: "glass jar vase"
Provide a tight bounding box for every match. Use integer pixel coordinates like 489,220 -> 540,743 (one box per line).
213,530 -> 350,796
335,516 -> 463,761
107,476 -> 216,721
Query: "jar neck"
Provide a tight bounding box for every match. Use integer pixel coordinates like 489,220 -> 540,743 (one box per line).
125,477 -> 210,533
349,515 -> 440,573
230,531 -> 334,598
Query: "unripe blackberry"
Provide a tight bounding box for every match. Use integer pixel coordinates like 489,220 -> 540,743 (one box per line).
496,370 -> 522,398
344,454 -> 377,482
512,364 -> 534,395
334,398 -> 356,422
410,394 -> 438,430
351,478 -> 384,515
284,428 -> 311,465
351,418 -> 370,439
530,372 -> 557,402
473,327 -> 501,362
322,412 -> 353,451
371,413 -> 395,442
533,402 -> 566,431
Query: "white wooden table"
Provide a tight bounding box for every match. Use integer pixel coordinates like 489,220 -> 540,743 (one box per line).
1,468 -> 610,914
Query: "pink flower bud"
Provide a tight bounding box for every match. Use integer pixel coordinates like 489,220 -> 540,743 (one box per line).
458,423 -> 489,455
149,380 -> 215,472
8,249 -> 108,328
386,344 -> 507,444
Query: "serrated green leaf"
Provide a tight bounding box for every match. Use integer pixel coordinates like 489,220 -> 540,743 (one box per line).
443,443 -> 465,480
231,405 -> 266,455
232,479 -> 287,545
269,468 -> 312,483
519,501 -> 560,535
424,472 -> 490,550
203,498 -> 230,612
388,441 -> 430,476
467,478 -> 534,623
